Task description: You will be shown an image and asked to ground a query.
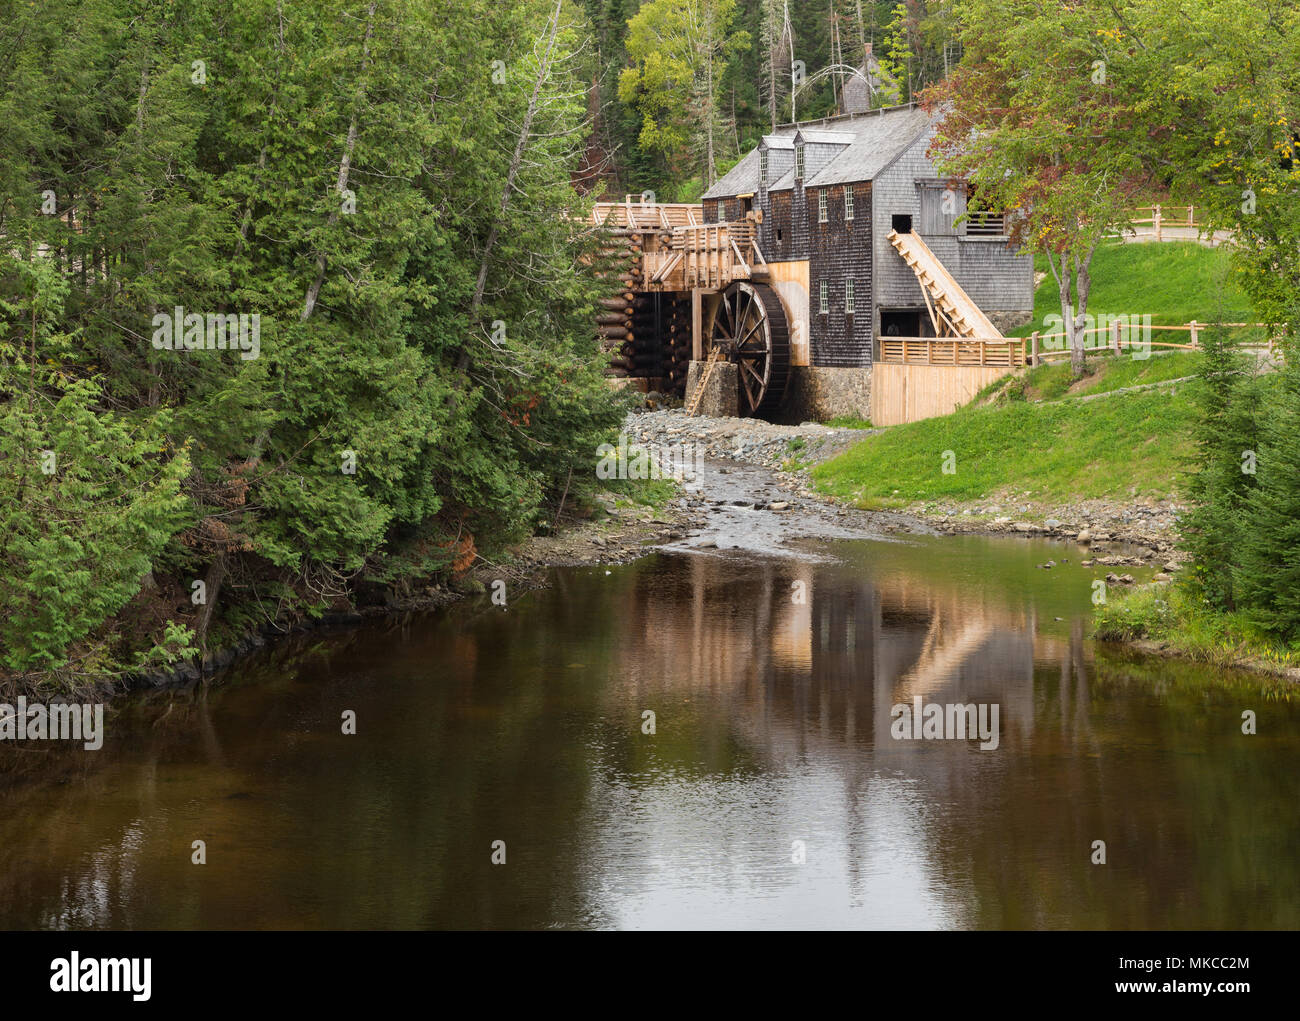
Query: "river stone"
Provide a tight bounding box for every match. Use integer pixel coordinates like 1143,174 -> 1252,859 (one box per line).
1045,518 -> 1063,530
1077,528 -> 1093,542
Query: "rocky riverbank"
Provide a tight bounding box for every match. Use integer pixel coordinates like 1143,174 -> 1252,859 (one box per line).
624,407 -> 1187,570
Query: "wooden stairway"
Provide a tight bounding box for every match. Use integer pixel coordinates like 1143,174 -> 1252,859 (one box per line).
887,230 -> 1004,340
685,347 -> 725,417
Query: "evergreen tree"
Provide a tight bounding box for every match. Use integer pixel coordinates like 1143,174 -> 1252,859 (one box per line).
1177,324 -> 1261,611
1233,325 -> 1300,640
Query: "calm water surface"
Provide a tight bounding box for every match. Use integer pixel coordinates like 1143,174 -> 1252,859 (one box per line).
1,533 -> 1296,929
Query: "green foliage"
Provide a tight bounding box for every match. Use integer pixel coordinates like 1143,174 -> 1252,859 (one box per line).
0,368 -> 191,675
1177,327 -> 1264,611
1094,582 -> 1300,672
619,0 -> 750,184
1233,350 -> 1300,641
0,0 -> 624,687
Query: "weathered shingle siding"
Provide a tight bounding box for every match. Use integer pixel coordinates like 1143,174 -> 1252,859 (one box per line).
807,183 -> 873,367
760,189 -> 794,260
871,130 -> 936,310
799,141 -> 849,183
872,129 -> 1033,328
915,236 -> 1035,314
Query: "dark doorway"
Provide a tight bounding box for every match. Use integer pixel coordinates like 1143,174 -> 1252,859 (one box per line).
879,308 -> 923,337
891,213 -> 913,234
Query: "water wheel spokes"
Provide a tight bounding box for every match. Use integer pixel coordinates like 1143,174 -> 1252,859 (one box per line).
708,281 -> 791,419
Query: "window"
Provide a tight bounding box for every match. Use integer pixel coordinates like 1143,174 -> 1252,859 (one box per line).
963,183 -> 1005,236
845,279 -> 855,314
795,145 -> 805,181
818,190 -> 828,223
965,209 -> 1006,235
919,182 -> 961,235
844,186 -> 854,220
759,150 -> 768,184
891,213 -> 913,234
819,280 -> 829,314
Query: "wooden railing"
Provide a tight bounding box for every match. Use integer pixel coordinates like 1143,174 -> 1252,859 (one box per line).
879,321 -> 1283,368
591,197 -> 703,230
666,220 -> 763,289
1109,203 -> 1238,244
1024,319 -> 1279,363
1128,203 -> 1201,237
877,337 -> 1027,366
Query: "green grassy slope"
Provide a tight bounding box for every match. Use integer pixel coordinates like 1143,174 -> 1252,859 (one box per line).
812,386 -> 1196,506
1011,241 -> 1256,336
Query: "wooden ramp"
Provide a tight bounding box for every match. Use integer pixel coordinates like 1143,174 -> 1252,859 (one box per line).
888,230 -> 1004,340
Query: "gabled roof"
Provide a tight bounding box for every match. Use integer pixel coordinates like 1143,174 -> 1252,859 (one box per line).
793,129 -> 856,145
701,103 -> 931,200
805,106 -> 929,186
703,149 -> 762,202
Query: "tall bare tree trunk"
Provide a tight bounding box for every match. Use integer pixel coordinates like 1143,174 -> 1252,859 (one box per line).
458,0 -> 565,379
303,0 -> 376,322
705,40 -> 715,185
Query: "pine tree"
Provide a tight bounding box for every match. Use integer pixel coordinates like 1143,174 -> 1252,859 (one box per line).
1233,330 -> 1300,640
1177,324 -> 1261,611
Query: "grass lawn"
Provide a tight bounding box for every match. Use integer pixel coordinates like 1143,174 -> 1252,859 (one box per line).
1016,241 -> 1256,335
1001,349 -> 1204,403
811,384 -> 1197,507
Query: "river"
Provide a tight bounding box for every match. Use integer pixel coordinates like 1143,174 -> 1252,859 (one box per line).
1,526 -> 1296,929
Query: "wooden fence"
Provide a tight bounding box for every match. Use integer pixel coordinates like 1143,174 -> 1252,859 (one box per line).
1125,204 -> 1201,239
1023,319 -> 1278,364
877,320 -> 1281,369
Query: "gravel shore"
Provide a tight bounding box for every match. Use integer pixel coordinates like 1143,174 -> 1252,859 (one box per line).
623,408 -> 1186,567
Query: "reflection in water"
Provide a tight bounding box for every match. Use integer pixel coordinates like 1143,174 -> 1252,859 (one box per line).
1,533 -> 1296,929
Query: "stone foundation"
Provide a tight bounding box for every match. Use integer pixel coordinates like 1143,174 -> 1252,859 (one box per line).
780,365 -> 872,423
987,309 -> 1034,334
684,360 -> 739,418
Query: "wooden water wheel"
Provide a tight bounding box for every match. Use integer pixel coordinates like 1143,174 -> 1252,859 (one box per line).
708,280 -> 791,419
